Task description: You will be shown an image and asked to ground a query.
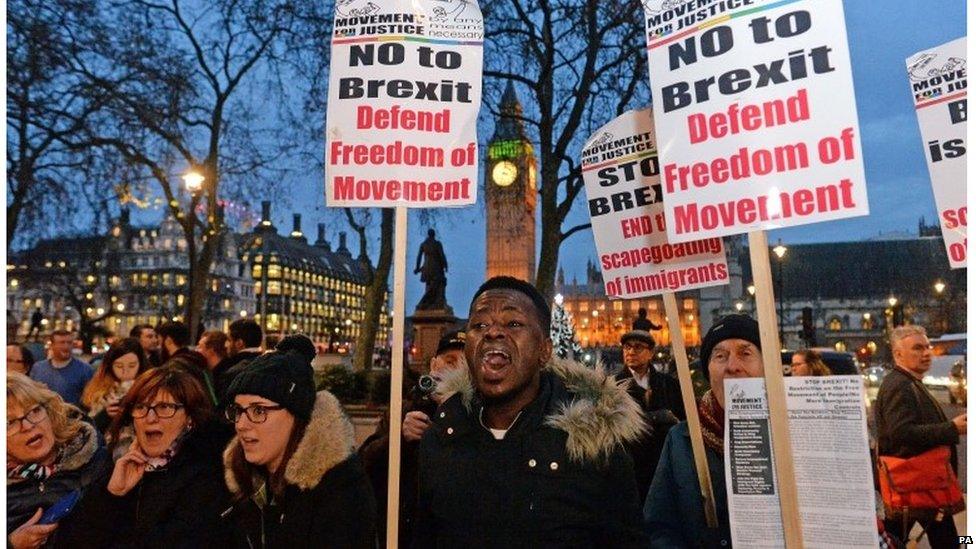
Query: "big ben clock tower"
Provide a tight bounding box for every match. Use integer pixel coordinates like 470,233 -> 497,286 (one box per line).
485,82 -> 537,282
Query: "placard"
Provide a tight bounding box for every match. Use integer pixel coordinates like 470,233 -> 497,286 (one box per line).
582,109 -> 729,298
325,0 -> 483,207
907,37 -> 967,269
644,0 -> 869,243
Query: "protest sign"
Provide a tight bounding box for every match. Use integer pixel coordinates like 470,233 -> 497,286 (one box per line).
907,37 -> 967,269
644,0 -> 868,243
725,377 -> 878,548
325,0 -> 483,207
324,3 -> 483,545
583,108 -> 729,525
582,108 -> 729,299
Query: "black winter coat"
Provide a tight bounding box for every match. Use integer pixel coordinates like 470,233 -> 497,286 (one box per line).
56,420 -> 233,549
7,421 -> 106,541
614,367 -> 685,501
413,359 -> 648,549
220,391 -> 377,549
875,366 -> 959,469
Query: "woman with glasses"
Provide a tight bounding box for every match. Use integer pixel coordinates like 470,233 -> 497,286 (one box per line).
7,372 -> 106,549
6,345 -> 35,375
57,364 -> 232,548
221,351 -> 377,548
80,338 -> 148,434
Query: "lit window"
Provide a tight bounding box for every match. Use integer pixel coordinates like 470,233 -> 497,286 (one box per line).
829,318 -> 842,331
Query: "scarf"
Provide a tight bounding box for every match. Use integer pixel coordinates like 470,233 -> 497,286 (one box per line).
7,460 -> 57,482
697,390 -> 725,454
144,426 -> 192,472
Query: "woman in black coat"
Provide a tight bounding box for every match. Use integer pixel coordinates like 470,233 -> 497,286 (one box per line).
57,365 -> 232,548
7,373 -> 107,549
220,352 -> 377,548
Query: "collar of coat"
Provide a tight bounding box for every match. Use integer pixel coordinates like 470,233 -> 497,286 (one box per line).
223,390 -> 355,494
433,357 -> 646,464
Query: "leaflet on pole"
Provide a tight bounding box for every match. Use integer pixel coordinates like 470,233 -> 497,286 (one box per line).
906,38 -> 967,269
644,0 -> 868,243
325,0 -> 483,208
725,377 -> 878,548
582,109 -> 729,299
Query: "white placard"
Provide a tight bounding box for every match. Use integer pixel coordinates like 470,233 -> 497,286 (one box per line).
582,109 -> 729,298
644,0 -> 869,243
325,0 -> 483,207
907,37 -> 967,269
725,376 -> 878,548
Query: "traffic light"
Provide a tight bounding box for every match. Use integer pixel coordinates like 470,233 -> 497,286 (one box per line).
892,304 -> 905,327
801,307 -> 815,345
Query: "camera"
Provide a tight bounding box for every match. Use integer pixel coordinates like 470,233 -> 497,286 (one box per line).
417,374 -> 438,396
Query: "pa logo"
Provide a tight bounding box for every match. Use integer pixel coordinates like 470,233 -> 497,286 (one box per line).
959,536 -> 974,545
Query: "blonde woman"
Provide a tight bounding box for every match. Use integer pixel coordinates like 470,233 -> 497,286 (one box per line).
7,373 -> 106,549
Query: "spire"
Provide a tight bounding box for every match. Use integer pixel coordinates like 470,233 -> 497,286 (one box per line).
492,81 -> 527,141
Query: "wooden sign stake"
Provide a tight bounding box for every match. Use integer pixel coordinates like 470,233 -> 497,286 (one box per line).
748,230 -> 804,548
386,206 -> 408,548
663,292 -> 718,528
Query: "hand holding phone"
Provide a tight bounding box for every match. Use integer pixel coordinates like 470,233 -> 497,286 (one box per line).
39,490 -> 81,525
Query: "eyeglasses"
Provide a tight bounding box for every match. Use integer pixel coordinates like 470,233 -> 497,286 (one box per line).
224,403 -> 285,424
623,343 -> 652,352
131,402 -> 185,419
7,405 -> 48,435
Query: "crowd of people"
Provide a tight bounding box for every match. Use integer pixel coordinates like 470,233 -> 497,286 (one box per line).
5,277 -> 966,548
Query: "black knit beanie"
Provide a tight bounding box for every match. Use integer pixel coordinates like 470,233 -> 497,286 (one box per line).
699,314 -> 762,376
225,351 -> 316,422
471,277 -> 551,331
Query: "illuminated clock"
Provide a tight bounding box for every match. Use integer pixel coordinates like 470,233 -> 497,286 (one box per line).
492,160 -> 518,187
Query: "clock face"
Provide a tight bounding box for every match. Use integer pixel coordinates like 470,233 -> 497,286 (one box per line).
492,161 -> 518,187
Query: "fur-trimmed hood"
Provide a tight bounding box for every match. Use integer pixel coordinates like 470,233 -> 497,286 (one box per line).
223,390 -> 356,495
7,417 -> 100,486
434,358 -> 645,464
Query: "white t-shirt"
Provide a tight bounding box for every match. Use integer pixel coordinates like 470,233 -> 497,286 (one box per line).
629,368 -> 650,390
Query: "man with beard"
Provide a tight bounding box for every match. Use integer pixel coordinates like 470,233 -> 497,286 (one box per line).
413,277 -> 646,548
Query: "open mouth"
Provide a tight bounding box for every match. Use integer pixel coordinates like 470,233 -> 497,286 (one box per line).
143,429 -> 164,443
480,349 -> 512,381
240,436 -> 259,448
25,434 -> 44,448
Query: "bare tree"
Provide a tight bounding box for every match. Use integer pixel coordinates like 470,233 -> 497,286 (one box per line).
343,208 -> 394,372
482,0 -> 650,297
6,0 -> 114,250
67,0 -> 331,336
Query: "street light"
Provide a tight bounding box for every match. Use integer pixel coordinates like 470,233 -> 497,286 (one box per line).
554,293 -> 564,306
182,170 -> 205,194
747,284 -> 756,296
934,281 -> 947,334
934,281 -> 946,294
887,295 -> 898,308
772,240 -> 788,345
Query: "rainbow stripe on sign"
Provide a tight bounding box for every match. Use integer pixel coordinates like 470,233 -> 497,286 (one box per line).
915,90 -> 967,110
646,0 -> 803,50
582,150 -> 657,172
333,35 -> 482,46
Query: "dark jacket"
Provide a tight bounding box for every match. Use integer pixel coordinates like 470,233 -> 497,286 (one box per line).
614,367 -> 685,501
221,391 -> 377,549
213,351 -> 263,401
7,420 -> 106,539
358,391 -> 435,547
57,420 -> 233,549
875,366 -> 959,469
642,422 -> 731,548
414,359 -> 647,548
